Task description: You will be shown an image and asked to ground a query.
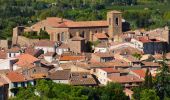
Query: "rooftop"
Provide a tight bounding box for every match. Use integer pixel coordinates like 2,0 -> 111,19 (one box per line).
131,69 -> 146,79
15,54 -> 39,67
109,75 -> 143,83
6,71 -> 27,82
100,68 -> 119,73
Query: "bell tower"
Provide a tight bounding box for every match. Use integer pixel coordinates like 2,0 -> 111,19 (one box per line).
107,10 -> 122,38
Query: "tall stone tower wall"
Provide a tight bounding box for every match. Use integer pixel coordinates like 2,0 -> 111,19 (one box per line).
107,11 -> 122,38
12,26 -> 24,45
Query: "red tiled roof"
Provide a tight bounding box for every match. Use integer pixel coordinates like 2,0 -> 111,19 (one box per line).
100,68 -> 119,73
137,36 -> 160,43
6,71 -> 26,82
16,54 -> 39,67
57,21 -> 108,28
94,52 -> 114,58
138,36 -> 151,43
109,75 -> 143,83
59,55 -> 85,61
131,69 -> 146,79
90,59 -> 130,68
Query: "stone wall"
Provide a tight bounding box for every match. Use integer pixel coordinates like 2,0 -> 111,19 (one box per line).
0,40 -> 9,48
17,36 -> 39,46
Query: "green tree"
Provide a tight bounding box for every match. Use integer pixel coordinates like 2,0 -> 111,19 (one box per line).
144,68 -> 153,88
155,57 -> 170,99
140,89 -> 160,100
100,82 -> 129,100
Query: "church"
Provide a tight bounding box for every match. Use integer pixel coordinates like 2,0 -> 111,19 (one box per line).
13,10 -> 129,44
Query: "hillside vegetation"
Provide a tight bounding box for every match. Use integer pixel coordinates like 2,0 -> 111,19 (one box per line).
0,0 -> 170,39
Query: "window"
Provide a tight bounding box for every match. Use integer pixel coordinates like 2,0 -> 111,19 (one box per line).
115,17 -> 119,26
70,34 -> 73,38
61,32 -> 64,41
9,53 -> 11,57
57,33 -> 60,41
21,82 -> 25,87
13,83 -> 18,87
33,69 -> 36,73
80,31 -> 85,38
109,18 -> 111,25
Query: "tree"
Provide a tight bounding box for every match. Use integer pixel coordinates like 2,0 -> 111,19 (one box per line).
140,89 -> 160,100
10,84 -> 40,100
144,68 -> 153,88
132,52 -> 142,60
39,29 -> 50,39
155,57 -> 170,99
100,82 -> 129,100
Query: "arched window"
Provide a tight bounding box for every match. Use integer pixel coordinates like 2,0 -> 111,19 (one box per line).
115,17 -> 119,26
61,32 -> 64,41
57,33 -> 60,41
70,34 -> 73,38
80,31 -> 85,38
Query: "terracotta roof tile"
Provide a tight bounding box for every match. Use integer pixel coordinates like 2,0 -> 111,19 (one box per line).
131,69 -> 146,79
142,61 -> 160,67
6,71 -> 26,82
31,73 -> 47,79
100,68 -> 119,73
59,55 -> 85,61
90,59 -> 130,68
109,75 -> 143,83
94,52 -> 114,58
70,72 -> 97,86
57,21 -> 108,28
16,54 -> 39,67
48,70 -> 71,80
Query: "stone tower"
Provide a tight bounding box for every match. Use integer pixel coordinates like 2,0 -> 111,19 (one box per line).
12,26 -> 24,45
107,11 -> 122,38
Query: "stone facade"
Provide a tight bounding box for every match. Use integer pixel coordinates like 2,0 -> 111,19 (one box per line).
12,10 -> 123,46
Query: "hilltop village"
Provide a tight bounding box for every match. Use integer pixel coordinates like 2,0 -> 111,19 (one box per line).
0,10 -> 169,99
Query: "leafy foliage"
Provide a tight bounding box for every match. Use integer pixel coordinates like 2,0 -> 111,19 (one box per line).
133,57 -> 170,100
0,0 -> 170,39
11,79 -> 128,100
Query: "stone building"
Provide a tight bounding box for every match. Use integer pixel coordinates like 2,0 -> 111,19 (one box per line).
12,10 -> 124,44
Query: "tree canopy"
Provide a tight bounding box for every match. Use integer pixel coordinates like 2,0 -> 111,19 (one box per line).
11,79 -> 129,100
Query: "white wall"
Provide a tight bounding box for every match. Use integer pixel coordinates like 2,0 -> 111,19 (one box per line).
53,80 -> 69,84
7,52 -> 21,58
56,48 -> 69,55
35,46 -> 55,54
44,56 -> 53,63
96,69 -> 120,85
131,39 -> 143,49
0,58 -> 16,70
94,47 -> 107,53
96,69 -> 108,85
